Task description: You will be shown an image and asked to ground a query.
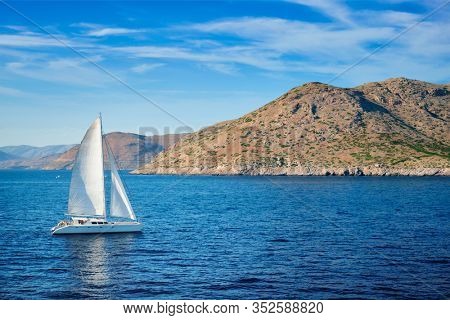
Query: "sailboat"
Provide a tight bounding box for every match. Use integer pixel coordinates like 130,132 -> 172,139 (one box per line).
51,115 -> 142,235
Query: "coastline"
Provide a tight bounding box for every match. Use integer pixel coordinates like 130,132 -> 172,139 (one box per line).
132,166 -> 450,176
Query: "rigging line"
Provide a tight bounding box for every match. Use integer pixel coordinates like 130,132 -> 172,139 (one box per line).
327,0 -> 450,84
0,0 -> 191,128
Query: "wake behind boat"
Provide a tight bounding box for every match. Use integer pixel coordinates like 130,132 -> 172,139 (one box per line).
51,116 -> 142,235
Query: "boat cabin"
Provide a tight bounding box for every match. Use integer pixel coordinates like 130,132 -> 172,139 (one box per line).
71,217 -> 109,225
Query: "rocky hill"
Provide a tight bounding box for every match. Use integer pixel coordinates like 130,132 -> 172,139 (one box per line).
0,132 -> 185,170
134,78 -> 450,176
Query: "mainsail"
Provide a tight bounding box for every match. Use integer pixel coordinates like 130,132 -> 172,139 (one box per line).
107,145 -> 136,220
67,117 -> 106,217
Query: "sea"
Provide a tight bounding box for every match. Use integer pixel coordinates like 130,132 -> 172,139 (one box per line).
0,170 -> 449,299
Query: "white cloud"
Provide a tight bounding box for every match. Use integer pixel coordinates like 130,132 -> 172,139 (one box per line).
115,44 -> 284,71
181,13 -> 450,80
5,58 -> 110,86
185,17 -> 396,65
0,47 -> 46,59
288,0 -> 354,24
71,22 -> 103,29
356,10 -> 421,27
73,22 -> 148,37
203,63 -> 239,75
335,50 -> 450,85
131,63 -> 165,73
0,85 -> 22,96
287,1 -> 436,28
0,6 -> 448,89
0,34 -> 69,47
87,27 -> 144,37
3,25 -> 29,32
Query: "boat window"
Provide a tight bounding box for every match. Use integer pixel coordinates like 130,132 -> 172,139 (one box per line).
91,222 -> 98,224
98,222 -> 103,224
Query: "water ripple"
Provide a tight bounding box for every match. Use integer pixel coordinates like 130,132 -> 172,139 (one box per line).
0,171 -> 449,299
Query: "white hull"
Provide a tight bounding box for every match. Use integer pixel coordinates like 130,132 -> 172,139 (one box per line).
52,221 -> 142,235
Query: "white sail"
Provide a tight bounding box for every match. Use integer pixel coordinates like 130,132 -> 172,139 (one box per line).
67,117 -> 105,216
108,146 -> 136,220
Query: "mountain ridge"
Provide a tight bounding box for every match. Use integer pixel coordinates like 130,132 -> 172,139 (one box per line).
0,144 -> 75,160
134,77 -> 449,176
0,132 -> 185,170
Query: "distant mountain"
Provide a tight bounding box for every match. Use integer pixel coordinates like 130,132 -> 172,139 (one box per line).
134,77 -> 450,176
44,132 -> 185,170
0,144 -> 74,159
0,153 -> 62,170
0,150 -> 19,161
0,132 -> 185,170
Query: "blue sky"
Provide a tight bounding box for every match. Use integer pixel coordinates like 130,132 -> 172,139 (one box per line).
0,0 -> 449,146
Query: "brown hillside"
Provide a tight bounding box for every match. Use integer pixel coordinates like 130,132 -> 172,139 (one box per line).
134,78 -> 450,176
44,132 -> 185,170
0,132 -> 185,170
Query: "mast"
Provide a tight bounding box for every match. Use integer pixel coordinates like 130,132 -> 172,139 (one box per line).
99,113 -> 106,219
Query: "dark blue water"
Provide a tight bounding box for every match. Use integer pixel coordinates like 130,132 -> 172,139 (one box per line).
0,170 -> 449,299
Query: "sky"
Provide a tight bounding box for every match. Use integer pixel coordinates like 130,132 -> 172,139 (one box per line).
0,0 -> 449,146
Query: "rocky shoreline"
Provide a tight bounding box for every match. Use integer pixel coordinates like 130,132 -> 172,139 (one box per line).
133,166 -> 450,176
